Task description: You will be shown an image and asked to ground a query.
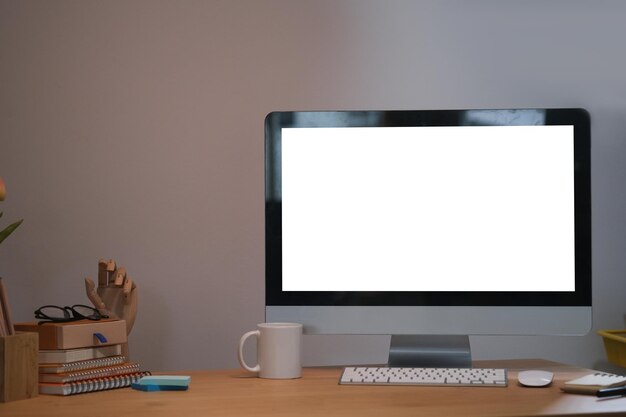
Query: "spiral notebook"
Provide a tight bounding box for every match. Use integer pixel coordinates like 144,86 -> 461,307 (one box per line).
562,372 -> 626,395
39,371 -> 152,396
39,356 -> 127,374
39,362 -> 141,383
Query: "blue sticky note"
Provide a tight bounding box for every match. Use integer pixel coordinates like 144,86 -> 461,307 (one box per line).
138,375 -> 191,387
131,383 -> 188,392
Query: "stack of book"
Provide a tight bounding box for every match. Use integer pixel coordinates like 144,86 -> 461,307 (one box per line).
561,372 -> 626,395
15,319 -> 150,396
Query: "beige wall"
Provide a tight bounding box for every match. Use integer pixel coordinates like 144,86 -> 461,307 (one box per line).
1,0 -> 626,372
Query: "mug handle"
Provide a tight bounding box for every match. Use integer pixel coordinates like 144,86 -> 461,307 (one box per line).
238,330 -> 261,372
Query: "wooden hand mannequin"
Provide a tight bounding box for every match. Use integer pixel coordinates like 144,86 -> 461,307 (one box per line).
84,259 -> 138,335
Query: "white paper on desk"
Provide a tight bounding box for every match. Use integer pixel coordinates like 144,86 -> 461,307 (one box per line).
565,373 -> 626,389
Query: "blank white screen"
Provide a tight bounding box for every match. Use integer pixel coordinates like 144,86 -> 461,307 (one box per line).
281,125 -> 575,292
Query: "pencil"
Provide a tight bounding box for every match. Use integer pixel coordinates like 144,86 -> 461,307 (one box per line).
0,277 -> 15,335
0,298 -> 7,336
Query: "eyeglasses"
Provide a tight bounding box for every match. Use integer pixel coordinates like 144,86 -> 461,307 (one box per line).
35,304 -> 108,324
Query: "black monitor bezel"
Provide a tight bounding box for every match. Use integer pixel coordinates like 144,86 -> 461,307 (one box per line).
265,108 -> 591,307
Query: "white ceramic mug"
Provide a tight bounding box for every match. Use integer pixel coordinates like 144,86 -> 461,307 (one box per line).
237,322 -> 302,379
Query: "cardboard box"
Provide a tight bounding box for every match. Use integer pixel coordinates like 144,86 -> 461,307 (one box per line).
0,332 -> 38,402
14,319 -> 127,350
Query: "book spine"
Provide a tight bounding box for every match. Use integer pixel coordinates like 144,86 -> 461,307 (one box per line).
561,385 -> 600,395
38,344 -> 122,363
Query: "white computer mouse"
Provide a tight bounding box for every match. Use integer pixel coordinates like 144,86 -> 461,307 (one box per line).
517,370 -> 554,387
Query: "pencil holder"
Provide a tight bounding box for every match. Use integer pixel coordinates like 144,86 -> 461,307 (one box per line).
0,331 -> 38,402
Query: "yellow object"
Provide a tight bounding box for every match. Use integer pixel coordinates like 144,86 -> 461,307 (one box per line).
598,329 -> 626,368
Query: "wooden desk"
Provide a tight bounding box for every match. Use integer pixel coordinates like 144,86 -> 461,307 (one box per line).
2,359 -> 626,417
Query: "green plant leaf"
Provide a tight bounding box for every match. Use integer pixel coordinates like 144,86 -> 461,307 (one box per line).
0,219 -> 23,245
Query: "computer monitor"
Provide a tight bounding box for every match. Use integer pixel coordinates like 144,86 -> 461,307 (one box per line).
265,108 -> 591,367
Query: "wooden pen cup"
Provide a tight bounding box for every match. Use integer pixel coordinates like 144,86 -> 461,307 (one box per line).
0,331 -> 38,402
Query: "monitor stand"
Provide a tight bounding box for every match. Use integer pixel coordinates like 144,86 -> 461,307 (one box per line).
388,335 -> 472,368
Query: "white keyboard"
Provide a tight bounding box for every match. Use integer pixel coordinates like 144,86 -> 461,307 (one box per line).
340,367 -> 508,387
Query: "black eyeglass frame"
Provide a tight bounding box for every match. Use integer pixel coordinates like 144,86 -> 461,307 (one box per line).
34,304 -> 109,324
